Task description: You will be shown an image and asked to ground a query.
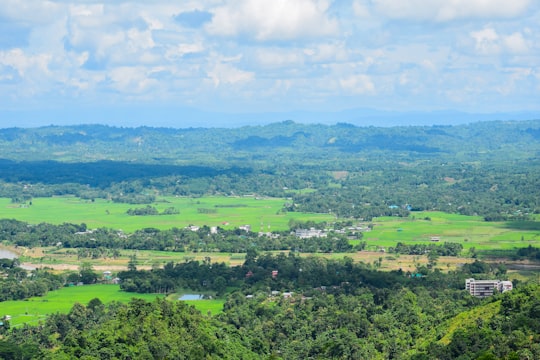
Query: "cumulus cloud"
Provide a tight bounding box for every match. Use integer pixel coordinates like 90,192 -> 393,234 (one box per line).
469,28 -> 531,55
339,74 -> 375,94
304,42 -> 349,63
207,62 -> 254,87
470,28 -> 500,55
0,0 -> 63,24
165,43 -> 206,60
0,0 -> 539,118
206,0 -> 338,41
108,66 -> 159,94
63,4 -> 167,70
0,48 -> 51,77
255,48 -> 305,69
352,1 -> 371,18
503,32 -> 529,54
366,0 -> 531,22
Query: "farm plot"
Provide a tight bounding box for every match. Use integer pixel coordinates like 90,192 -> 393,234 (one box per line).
0,196 -> 333,232
1,284 -> 164,327
365,212 -> 540,251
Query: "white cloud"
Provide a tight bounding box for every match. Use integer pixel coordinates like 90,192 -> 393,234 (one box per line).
0,0 -> 539,118
165,43 -> 206,60
304,42 -> 349,63
369,0 -> 531,22
207,62 -> 254,87
339,74 -> 375,94
108,66 -> 159,94
0,0 -> 63,24
470,28 -> 500,55
255,48 -> 305,69
398,71 -> 410,86
127,28 -> 155,50
0,48 -> 51,77
352,0 -> 371,18
63,4 -> 165,68
206,0 -> 338,41
469,28 -> 532,56
66,6 -> 126,62
503,32 -> 529,54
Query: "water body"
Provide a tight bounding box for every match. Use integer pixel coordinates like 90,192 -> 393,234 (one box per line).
178,294 -> 204,300
0,249 -> 17,259
507,263 -> 540,271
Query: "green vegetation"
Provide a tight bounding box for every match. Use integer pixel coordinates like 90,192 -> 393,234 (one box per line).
1,285 -> 163,327
439,301 -> 501,345
366,211 -> 540,251
0,121 -> 540,359
2,298 -> 256,359
2,252 -> 540,359
0,121 -> 539,222
0,196 -> 333,232
171,296 -> 226,316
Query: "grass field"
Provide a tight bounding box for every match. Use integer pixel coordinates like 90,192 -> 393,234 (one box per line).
1,198 -> 537,251
2,204 -> 539,330
0,196 -> 333,232
3,208 -> 539,273
364,211 -> 540,251
1,284 -> 164,327
166,292 -> 225,316
1,284 -> 224,327
17,248 -> 248,269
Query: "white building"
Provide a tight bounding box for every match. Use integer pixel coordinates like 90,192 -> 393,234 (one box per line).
239,225 -> 251,232
465,278 -> 513,298
295,228 -> 327,239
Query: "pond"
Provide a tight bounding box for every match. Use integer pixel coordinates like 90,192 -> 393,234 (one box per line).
178,294 -> 204,300
0,249 -> 17,259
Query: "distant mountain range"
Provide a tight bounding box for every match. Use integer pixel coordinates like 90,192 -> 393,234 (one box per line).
0,119 -> 538,165
1,106 -> 539,128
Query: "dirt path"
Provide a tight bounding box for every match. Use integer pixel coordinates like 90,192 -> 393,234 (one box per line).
21,263 -> 152,271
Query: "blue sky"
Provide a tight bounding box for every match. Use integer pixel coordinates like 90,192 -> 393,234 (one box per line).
1,0 -> 539,127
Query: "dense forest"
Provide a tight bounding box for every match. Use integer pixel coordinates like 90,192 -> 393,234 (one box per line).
1,253 -> 539,359
0,120 -> 539,220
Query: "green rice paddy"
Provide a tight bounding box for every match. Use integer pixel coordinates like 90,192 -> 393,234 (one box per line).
1,284 -> 225,327
1,196 -> 539,253
1,284 -> 164,327
364,211 -> 540,251
1,199 -> 539,329
0,196 -> 333,232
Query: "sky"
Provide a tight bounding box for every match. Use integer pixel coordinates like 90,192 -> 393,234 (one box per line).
0,0 -> 539,127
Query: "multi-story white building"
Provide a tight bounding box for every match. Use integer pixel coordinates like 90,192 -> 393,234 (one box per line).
465,278 -> 513,298
295,228 -> 326,239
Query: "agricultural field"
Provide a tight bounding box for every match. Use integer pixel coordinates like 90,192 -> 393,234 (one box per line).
364,211 -> 540,251
17,248 -> 248,269
1,285 -> 224,327
18,247 -> 474,273
1,284 -> 164,327
0,196 -> 334,232
3,208 -> 539,274
166,292 -> 226,316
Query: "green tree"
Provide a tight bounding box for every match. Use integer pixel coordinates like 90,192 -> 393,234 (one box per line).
427,251 -> 439,269
128,254 -> 137,271
213,276 -> 227,296
79,262 -> 97,284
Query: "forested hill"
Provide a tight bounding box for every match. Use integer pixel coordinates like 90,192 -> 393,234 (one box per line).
0,120 -> 538,163
0,120 -> 538,220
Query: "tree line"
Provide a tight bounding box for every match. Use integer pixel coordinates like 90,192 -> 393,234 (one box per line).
0,219 -> 356,254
